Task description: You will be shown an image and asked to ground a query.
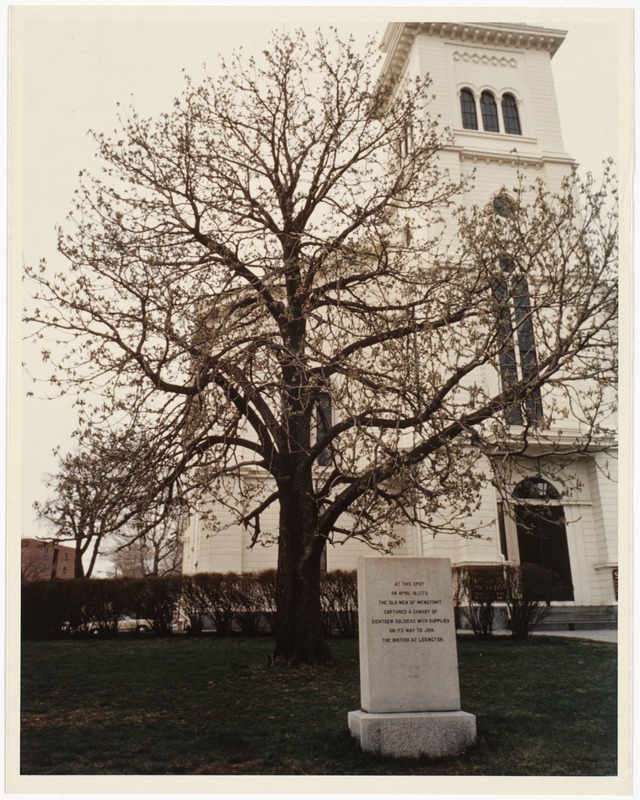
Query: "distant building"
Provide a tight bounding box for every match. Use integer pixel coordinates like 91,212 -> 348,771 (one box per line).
21,538 -> 76,581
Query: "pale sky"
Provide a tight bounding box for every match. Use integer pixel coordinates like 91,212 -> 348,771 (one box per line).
9,6 -> 633,554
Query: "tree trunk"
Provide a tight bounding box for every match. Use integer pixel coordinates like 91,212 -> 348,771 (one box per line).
273,478 -> 331,665
152,544 -> 160,577
74,544 -> 85,578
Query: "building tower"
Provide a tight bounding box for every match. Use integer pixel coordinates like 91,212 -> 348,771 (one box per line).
377,22 -> 617,618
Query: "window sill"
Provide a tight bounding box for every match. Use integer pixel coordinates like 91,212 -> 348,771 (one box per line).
452,128 -> 537,146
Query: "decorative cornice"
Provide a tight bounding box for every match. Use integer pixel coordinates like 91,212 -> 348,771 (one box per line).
479,433 -> 617,457
445,139 -> 576,171
458,148 -> 544,170
378,22 -> 567,98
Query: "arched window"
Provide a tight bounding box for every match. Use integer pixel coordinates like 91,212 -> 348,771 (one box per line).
480,91 -> 499,132
492,193 -> 515,218
513,478 -> 561,501
501,93 -> 522,135
460,88 -> 478,130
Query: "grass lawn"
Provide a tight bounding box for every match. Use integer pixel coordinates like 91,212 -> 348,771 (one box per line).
20,634 -> 617,776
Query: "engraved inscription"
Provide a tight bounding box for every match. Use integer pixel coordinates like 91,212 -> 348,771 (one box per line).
373,580 -> 449,645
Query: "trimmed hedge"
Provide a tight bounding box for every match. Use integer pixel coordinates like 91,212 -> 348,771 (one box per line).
20,576 -> 184,639
22,564 -> 560,641
320,570 -> 358,637
21,569 -> 358,639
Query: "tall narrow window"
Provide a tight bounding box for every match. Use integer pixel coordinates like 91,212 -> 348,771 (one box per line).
496,500 -> 509,560
398,122 -> 412,159
492,268 -> 523,426
460,88 -> 478,130
480,91 -> 500,132
316,392 -> 332,466
501,93 -> 522,135
492,259 -> 543,426
512,275 -> 543,422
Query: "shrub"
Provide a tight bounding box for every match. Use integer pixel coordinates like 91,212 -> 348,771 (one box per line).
253,570 -> 277,633
21,580 -> 67,639
135,575 -> 183,635
504,563 -> 561,640
320,570 -> 358,637
456,565 -> 505,639
180,574 -> 208,635
77,578 -> 125,636
233,573 -> 271,634
451,567 -> 466,630
190,572 -> 239,635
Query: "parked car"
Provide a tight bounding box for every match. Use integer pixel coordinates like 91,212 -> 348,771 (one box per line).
62,615 -> 154,636
113,615 -> 153,634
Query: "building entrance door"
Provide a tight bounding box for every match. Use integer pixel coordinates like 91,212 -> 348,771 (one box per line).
514,504 -> 574,601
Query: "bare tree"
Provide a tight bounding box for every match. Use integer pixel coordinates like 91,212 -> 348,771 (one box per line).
25,29 -> 617,663
33,426 -> 175,578
35,448 -> 117,578
109,515 -> 184,578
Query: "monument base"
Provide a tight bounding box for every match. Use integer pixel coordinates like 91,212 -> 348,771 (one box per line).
348,709 -> 477,759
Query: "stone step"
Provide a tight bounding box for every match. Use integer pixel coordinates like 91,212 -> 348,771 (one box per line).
535,605 -> 617,631
535,620 -> 617,631
542,605 -> 617,617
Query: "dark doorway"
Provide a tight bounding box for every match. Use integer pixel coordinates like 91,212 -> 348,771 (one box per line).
515,505 -> 574,601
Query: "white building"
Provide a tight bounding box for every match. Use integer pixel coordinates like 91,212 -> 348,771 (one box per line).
181,22 -> 618,621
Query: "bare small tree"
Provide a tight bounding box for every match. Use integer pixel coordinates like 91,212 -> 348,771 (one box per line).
109,515 -> 184,578
33,426 -> 177,578
34,447 -> 121,578
25,29 -> 617,663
